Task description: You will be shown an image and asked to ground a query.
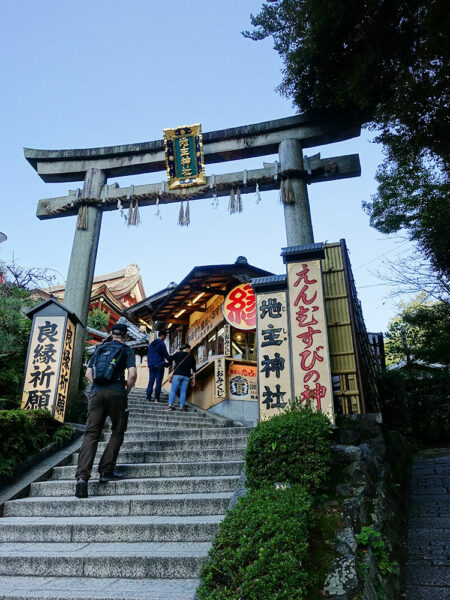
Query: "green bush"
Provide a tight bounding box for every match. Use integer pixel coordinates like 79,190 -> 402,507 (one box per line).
377,367 -> 450,445
0,409 -> 74,476
52,423 -> 75,446
245,404 -> 332,492
356,526 -> 399,577
0,291 -> 33,402
198,486 -> 313,600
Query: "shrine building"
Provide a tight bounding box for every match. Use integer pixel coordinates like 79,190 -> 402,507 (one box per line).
126,242 -> 380,426
37,264 -> 146,345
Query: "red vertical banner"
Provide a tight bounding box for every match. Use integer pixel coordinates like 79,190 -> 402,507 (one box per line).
286,259 -> 334,421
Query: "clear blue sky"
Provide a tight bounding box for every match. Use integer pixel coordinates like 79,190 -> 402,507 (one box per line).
1,0 -> 413,332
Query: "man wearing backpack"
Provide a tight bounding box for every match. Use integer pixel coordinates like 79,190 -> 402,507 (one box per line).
75,322 -> 137,499
146,330 -> 170,402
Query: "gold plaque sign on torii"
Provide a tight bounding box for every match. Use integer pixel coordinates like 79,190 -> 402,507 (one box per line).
163,124 -> 206,189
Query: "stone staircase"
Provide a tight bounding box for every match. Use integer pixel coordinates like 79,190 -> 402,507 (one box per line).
0,389 -> 252,599
405,449 -> 450,599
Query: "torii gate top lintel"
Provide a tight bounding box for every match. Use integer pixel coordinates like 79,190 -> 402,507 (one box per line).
24,111 -> 361,183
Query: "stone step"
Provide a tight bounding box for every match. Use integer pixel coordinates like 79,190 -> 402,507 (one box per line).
4,492 -> 232,518
405,562 -> 450,586
404,585 -> 450,600
128,405 -> 213,415
0,515 -> 223,543
70,447 -> 246,466
30,475 -> 240,497
0,541 -> 210,578
127,411 -> 232,425
128,406 -> 234,423
129,400 -> 202,408
101,427 -> 252,443
127,417 -> 222,428
100,429 -> 249,442
129,409 -> 223,427
119,420 -> 225,431
128,402 -> 212,411
95,437 -> 249,452
52,460 -> 244,480
130,390 -> 169,394
126,418 -> 226,429
105,425 -> 225,437
0,576 -> 199,600
408,517 -> 450,529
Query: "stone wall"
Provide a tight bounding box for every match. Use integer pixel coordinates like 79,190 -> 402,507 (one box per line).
323,414 -> 409,600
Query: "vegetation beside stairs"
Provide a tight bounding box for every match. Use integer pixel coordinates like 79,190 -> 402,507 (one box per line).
198,405 -> 410,600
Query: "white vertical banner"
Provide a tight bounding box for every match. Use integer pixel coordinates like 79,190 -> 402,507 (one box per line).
214,356 -> 226,399
286,259 -> 334,420
255,290 -> 292,420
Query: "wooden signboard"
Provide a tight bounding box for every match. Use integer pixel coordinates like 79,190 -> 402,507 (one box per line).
214,356 -> 226,399
21,299 -> 79,422
187,297 -> 223,347
228,363 -> 258,401
255,289 -> 292,420
285,254 -> 334,420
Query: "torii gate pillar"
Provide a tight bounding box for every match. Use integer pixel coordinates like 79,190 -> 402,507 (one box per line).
63,168 -> 105,401
279,138 -> 314,245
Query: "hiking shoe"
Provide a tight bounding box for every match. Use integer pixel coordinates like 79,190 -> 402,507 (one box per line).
75,479 -> 88,498
146,396 -> 152,402
99,471 -> 124,483
180,406 -> 187,412
165,405 -> 174,411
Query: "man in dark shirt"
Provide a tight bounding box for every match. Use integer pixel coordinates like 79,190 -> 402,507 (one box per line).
146,330 -> 170,402
75,322 -> 137,498
167,343 -> 196,412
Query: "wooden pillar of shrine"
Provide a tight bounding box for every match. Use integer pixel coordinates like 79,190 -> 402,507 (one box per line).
64,168 -> 106,404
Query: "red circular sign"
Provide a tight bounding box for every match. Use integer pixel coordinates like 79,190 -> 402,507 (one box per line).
222,283 -> 256,330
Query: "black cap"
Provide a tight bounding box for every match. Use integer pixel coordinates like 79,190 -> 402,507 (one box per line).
181,343 -> 191,350
111,323 -> 128,335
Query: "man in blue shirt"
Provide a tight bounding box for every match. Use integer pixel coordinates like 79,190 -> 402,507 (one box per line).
146,330 -> 170,402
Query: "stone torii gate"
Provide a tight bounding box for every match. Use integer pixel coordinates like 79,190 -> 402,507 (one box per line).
25,111 -> 361,403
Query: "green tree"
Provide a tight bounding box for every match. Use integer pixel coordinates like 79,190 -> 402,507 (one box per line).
402,301 -> 450,366
385,297 -> 450,366
0,260 -> 59,404
243,0 -> 450,277
87,307 -> 110,331
0,288 -> 33,402
363,157 -> 450,279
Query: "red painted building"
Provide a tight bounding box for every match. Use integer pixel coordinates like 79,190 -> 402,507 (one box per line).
38,264 -> 146,344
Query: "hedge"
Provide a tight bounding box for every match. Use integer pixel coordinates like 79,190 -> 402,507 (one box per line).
197,485 -> 313,600
0,409 -> 73,476
245,404 -> 333,492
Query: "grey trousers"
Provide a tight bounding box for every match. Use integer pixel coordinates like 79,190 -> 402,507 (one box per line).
75,389 -> 128,481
